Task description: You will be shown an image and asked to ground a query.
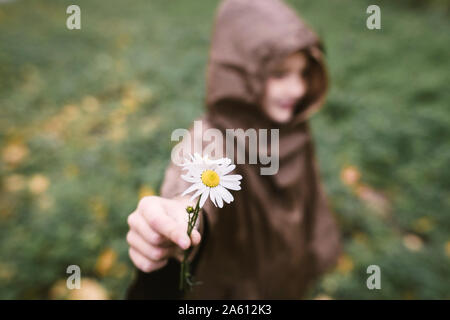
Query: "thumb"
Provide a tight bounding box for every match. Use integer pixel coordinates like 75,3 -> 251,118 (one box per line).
190,228 -> 202,246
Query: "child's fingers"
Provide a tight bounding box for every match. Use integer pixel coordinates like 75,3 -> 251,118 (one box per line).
144,210 -> 191,250
191,229 -> 202,246
128,247 -> 168,273
138,196 -> 190,249
162,198 -> 202,247
136,196 -> 200,251
129,212 -> 172,247
127,230 -> 170,262
127,231 -> 181,263
135,215 -> 172,247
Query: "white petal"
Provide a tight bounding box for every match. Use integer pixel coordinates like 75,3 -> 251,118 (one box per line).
191,168 -> 203,177
216,184 -> 234,203
194,153 -> 203,162
209,187 -> 217,207
206,157 -> 226,166
220,180 -> 241,191
221,174 -> 242,181
190,186 -> 206,202
217,158 -> 231,166
218,164 -> 235,175
181,182 -> 203,196
181,174 -> 199,183
199,188 -> 210,208
214,188 -> 224,208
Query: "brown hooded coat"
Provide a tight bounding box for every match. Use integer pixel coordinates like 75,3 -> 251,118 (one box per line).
126,0 -> 341,299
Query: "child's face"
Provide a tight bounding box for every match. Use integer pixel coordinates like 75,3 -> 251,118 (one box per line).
262,51 -> 308,123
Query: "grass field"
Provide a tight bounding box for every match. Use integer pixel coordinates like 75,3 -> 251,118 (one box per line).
0,0 -> 449,299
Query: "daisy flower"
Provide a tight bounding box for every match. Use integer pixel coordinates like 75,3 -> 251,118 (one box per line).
177,153 -> 242,292
180,153 -> 242,208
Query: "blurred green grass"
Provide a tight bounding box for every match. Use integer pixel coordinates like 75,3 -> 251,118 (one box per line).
0,0 -> 449,299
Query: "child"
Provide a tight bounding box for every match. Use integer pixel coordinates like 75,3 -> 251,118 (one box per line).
126,0 -> 341,299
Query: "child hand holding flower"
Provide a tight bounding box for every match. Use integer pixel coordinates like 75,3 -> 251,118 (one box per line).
126,195 -> 202,274
126,153 -> 242,293
178,153 -> 242,292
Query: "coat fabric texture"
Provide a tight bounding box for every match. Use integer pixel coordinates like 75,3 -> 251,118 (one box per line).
126,0 -> 341,300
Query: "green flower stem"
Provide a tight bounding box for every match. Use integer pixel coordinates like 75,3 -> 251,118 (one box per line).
179,197 -> 201,292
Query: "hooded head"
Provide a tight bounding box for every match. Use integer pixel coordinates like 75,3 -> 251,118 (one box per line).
205,0 -> 328,128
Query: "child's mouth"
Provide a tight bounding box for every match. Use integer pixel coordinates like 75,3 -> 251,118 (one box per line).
278,100 -> 296,110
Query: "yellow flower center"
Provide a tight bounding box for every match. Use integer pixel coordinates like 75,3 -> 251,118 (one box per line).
201,170 -> 220,188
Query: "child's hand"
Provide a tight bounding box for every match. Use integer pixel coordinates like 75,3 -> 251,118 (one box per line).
126,196 -> 202,273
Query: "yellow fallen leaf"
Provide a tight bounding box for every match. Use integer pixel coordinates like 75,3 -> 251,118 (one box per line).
61,104 -> 80,122
340,165 -> 360,187
2,142 -> 29,167
352,231 -> 368,245
412,217 -> 433,233
89,197 -> 108,222
445,241 -> 450,258
68,278 -> 109,300
28,174 -> 50,195
336,254 -> 354,275
95,248 -> 117,277
403,290 -> 416,300
110,108 -> 127,126
403,234 -> 423,252
108,124 -> 127,142
49,279 -> 69,300
0,263 -> 15,280
314,294 -> 333,300
121,97 -> 139,113
43,115 -> 65,135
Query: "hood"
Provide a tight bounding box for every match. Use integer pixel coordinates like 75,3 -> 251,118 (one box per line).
205,0 -> 329,126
